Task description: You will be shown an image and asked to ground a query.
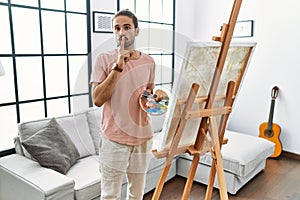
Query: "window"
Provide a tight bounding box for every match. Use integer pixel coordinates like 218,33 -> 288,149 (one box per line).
0,0 -> 91,153
119,0 -> 175,92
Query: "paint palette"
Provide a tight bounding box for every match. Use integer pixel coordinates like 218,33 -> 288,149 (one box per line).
139,89 -> 169,115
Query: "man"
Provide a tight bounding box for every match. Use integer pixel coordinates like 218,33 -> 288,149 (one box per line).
90,9 -> 155,200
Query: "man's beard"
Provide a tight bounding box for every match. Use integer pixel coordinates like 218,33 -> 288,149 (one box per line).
124,39 -> 135,48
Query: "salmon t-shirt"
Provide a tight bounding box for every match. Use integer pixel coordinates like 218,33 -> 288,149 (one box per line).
90,49 -> 155,146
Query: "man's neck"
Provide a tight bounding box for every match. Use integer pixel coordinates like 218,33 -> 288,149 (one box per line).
125,45 -> 135,51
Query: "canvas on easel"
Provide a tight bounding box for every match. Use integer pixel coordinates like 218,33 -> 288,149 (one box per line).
159,41 -> 256,154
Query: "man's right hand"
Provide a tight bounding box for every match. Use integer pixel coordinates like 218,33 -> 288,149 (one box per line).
117,36 -> 131,68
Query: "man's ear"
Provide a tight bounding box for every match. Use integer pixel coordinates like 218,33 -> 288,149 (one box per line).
135,27 -> 140,36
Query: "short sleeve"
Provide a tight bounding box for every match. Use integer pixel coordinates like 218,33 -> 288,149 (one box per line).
90,54 -> 108,85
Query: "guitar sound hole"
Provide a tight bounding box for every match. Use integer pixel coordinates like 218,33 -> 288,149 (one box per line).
264,129 -> 274,138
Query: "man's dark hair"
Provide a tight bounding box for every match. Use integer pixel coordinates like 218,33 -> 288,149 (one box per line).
113,9 -> 138,28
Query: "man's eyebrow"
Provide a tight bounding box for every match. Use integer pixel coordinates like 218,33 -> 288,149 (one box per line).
114,23 -> 132,27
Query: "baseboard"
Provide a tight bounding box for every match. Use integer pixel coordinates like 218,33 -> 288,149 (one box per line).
282,151 -> 300,161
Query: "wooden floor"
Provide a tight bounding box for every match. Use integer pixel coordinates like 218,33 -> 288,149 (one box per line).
143,155 -> 300,200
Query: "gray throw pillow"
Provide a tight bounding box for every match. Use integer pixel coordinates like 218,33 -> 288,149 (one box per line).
22,118 -> 80,174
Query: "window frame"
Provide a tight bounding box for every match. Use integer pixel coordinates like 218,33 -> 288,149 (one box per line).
0,0 -> 92,156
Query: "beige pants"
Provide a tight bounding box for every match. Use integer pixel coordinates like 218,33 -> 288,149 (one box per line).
99,136 -> 153,200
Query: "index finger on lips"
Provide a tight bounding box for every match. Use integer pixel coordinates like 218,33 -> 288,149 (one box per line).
119,36 -> 125,51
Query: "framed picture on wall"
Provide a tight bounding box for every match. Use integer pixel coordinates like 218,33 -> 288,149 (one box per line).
233,20 -> 254,38
93,11 -> 114,33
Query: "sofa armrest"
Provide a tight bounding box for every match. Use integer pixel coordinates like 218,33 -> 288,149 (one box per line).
0,154 -> 75,200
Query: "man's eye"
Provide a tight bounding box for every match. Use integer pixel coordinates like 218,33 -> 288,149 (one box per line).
115,27 -> 120,31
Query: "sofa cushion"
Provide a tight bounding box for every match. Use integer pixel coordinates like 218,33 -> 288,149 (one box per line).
181,130 -> 275,177
56,112 -> 96,157
66,155 -> 101,200
21,118 -> 80,174
85,107 -> 102,154
177,155 -> 267,194
18,111 -> 96,159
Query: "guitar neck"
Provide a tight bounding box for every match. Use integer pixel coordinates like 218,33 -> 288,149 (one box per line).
267,98 -> 276,130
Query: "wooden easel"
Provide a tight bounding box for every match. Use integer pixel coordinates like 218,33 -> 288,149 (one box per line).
151,0 -> 243,199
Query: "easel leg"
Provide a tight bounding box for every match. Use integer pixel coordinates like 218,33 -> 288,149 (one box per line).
214,140 -> 228,200
182,155 -> 200,200
203,117 -> 229,200
152,83 -> 200,200
205,160 -> 216,200
151,163 -> 171,200
206,82 -> 235,200
205,143 -> 228,200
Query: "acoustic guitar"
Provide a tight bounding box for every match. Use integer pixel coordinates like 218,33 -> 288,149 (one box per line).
259,86 -> 282,158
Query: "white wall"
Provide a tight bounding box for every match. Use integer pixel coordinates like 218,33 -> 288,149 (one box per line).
91,0 -> 300,155
90,0 -> 116,61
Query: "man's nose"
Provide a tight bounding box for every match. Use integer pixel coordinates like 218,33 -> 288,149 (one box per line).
119,29 -> 126,35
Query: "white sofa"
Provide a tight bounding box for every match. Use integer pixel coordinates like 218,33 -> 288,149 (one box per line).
0,107 -> 274,200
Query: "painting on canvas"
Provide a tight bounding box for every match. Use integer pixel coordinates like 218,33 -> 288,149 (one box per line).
158,41 -> 256,152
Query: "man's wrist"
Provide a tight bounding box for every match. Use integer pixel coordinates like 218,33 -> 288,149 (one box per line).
112,63 -> 123,72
